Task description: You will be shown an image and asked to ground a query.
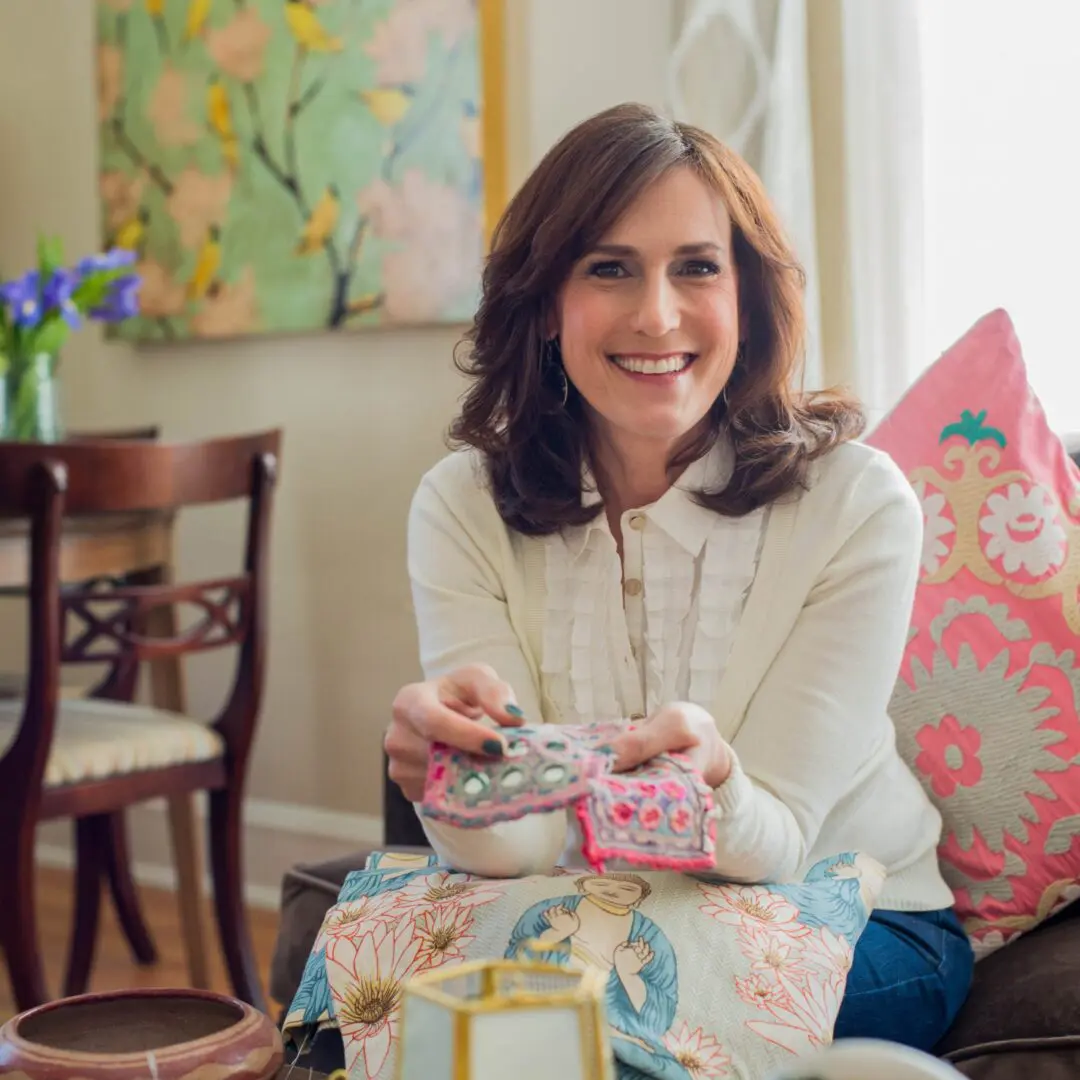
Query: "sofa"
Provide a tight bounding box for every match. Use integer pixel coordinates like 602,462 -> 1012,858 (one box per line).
268,767 -> 1080,1080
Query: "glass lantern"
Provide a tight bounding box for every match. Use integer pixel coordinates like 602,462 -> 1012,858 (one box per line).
396,959 -> 615,1080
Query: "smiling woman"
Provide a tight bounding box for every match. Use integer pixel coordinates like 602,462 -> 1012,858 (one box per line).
449,103 -> 863,535
385,102 -> 975,1054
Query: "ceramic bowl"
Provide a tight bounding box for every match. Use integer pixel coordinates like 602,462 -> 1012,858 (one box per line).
765,1038 -> 965,1079
0,987 -> 283,1080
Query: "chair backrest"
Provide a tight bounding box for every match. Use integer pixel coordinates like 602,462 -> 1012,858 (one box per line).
0,430 -> 282,813
0,430 -> 279,515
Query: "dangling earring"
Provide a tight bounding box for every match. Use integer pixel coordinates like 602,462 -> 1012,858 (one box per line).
544,337 -> 569,409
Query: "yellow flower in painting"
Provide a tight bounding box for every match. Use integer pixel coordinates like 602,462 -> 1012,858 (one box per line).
110,207 -> 149,255
359,86 -> 414,127
295,185 -> 340,256
206,76 -> 239,174
184,0 -> 213,43
187,224 -> 223,303
284,0 -> 343,53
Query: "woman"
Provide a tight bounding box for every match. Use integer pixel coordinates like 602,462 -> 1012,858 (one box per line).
385,102 -> 974,1049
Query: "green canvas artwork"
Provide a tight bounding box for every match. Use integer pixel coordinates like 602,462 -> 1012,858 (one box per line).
94,0 -> 489,341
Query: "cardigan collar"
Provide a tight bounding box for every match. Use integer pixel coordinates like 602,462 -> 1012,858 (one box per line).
566,437 -> 733,560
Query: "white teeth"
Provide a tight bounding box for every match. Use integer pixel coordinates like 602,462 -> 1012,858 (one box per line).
611,354 -> 691,374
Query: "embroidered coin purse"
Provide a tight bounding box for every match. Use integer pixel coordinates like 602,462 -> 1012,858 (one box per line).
421,722 -> 717,873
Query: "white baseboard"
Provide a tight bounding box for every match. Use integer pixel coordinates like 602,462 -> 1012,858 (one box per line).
35,797 -> 385,912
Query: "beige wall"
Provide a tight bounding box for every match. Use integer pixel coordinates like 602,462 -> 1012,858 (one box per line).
0,0 -> 674,896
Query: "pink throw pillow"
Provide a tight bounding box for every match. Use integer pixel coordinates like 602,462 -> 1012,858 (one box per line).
866,309 -> 1080,957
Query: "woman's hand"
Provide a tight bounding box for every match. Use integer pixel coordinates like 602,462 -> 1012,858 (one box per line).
386,663 -> 525,802
607,702 -> 734,789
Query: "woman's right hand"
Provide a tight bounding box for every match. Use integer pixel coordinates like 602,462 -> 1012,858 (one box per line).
386,663 -> 525,803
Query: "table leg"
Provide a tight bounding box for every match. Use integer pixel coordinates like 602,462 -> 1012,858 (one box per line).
143,563 -> 210,991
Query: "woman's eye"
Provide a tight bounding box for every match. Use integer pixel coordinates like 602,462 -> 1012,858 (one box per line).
586,261 -> 628,279
680,259 -> 721,277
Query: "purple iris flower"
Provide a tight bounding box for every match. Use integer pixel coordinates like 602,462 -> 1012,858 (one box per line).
42,268 -> 82,328
77,248 -> 137,275
90,273 -> 141,322
0,270 -> 42,328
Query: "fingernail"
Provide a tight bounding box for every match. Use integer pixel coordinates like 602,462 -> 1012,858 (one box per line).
505,704 -> 524,719
482,738 -> 505,758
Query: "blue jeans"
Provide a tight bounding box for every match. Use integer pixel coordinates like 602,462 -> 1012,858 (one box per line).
833,907 -> 974,1052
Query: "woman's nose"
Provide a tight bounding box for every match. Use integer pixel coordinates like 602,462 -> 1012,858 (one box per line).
630,274 -> 681,337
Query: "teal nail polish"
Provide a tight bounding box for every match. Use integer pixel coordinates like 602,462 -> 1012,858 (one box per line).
482,738 -> 505,758
505,704 -> 525,719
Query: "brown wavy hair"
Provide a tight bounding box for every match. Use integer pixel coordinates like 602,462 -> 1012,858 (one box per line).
450,102 -> 864,535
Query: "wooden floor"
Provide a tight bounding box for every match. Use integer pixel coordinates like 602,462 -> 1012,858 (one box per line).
0,866 -> 282,1023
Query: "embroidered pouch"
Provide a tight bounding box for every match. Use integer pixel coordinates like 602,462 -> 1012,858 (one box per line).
282,850 -> 886,1080
421,723 -> 717,873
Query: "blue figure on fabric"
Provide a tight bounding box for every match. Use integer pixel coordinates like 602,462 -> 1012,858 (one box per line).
289,944 -> 332,1027
337,852 -> 441,902
770,852 -> 886,945
506,873 -> 692,1080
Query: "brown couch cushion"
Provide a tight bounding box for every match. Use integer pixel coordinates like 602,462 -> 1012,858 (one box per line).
269,845 -> 429,1009
939,903 -> 1080,1078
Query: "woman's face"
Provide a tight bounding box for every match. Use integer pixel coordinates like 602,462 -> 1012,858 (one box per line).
555,166 -> 741,452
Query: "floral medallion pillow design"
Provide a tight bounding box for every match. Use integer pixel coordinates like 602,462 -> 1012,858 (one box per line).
867,308 -> 1080,957
282,851 -> 886,1080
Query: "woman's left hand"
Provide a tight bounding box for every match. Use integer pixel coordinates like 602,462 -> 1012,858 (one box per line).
607,702 -> 735,788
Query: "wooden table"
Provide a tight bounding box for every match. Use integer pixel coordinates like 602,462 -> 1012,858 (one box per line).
0,510 -> 209,990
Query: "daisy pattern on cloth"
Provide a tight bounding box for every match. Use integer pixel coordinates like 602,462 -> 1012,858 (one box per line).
281,850 -> 887,1080
979,481 -> 1067,578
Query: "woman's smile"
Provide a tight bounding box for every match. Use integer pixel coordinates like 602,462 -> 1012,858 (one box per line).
608,351 -> 698,381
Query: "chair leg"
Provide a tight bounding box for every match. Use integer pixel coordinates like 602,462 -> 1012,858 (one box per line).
166,793 -> 209,987
103,812 -> 157,965
208,787 -> 267,1013
0,826 -> 49,1011
64,815 -> 109,998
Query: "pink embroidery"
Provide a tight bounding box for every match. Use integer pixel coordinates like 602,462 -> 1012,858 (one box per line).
420,722 -> 717,873
866,308 -> 1080,956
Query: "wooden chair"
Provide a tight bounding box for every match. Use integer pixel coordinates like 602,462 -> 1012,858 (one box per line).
0,430 -> 281,1014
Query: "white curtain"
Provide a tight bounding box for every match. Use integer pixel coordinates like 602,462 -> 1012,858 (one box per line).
667,0 -> 927,422
840,0 -> 926,424
667,0 -> 824,390
919,0 -> 1080,434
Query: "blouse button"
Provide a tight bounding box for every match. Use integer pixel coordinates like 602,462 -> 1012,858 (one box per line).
628,513 -> 646,531
624,578 -> 643,597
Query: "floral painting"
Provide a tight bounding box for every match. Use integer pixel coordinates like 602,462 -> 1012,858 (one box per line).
94,0 -> 496,341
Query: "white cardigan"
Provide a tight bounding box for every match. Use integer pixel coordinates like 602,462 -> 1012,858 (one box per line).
406,439 -> 955,913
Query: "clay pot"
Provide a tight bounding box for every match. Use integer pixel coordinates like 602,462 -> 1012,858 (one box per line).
0,988 -> 283,1080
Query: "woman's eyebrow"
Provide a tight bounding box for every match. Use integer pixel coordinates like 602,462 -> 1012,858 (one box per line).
586,242 -> 727,257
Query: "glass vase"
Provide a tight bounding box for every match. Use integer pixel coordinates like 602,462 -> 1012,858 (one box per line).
0,351 -> 63,442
